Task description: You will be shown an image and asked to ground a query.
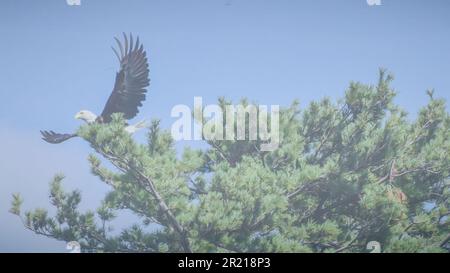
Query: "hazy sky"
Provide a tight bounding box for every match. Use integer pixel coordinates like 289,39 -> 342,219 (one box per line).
0,0 -> 449,252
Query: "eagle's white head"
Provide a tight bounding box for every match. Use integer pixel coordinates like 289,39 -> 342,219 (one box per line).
74,110 -> 97,123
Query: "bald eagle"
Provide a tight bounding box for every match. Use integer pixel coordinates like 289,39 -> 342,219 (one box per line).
41,33 -> 150,144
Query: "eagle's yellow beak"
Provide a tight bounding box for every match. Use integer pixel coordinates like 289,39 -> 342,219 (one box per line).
74,112 -> 81,120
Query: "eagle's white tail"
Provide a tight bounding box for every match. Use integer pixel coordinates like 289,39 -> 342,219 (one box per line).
125,120 -> 149,134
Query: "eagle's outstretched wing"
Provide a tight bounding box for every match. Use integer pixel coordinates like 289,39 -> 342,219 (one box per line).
40,130 -> 77,144
99,33 -> 150,123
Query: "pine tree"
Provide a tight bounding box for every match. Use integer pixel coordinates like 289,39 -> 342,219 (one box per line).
10,70 -> 450,253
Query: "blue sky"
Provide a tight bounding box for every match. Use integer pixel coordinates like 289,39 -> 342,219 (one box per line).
0,0 -> 449,252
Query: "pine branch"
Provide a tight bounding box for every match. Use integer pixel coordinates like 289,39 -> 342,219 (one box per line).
100,151 -> 192,253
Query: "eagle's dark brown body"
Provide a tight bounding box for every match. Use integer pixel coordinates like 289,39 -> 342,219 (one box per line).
41,33 -> 150,144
